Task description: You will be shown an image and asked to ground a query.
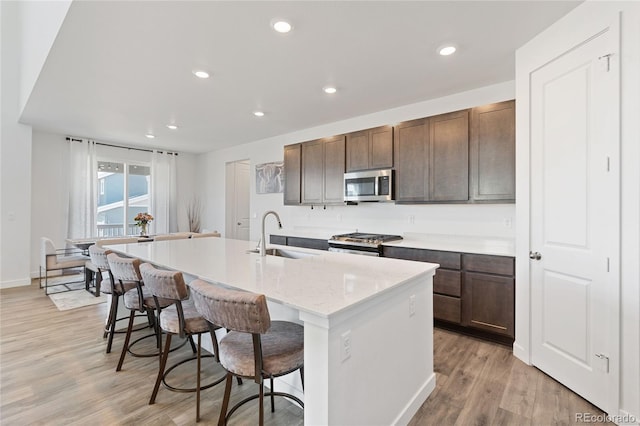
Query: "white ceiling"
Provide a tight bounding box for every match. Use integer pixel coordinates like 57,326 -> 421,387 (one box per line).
20,1 -> 581,154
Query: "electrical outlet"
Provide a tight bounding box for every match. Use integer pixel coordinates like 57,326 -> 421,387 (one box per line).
408,215 -> 415,224
503,218 -> 512,228
409,295 -> 416,316
341,330 -> 351,361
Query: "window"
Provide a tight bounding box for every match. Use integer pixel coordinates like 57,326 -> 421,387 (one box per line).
97,161 -> 151,237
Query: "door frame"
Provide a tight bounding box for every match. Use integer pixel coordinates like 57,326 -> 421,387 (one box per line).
515,12 -> 621,415
225,159 -> 250,240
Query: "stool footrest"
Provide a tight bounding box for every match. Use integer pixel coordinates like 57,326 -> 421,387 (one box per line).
162,354 -> 226,393
226,390 -> 304,423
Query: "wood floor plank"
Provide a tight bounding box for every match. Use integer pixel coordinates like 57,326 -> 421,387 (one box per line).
499,357 -> 539,418
1,281 -> 611,425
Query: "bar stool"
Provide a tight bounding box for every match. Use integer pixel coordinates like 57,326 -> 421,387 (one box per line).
106,253 -> 174,371
189,280 -> 304,426
88,246 -> 137,353
140,263 -> 226,422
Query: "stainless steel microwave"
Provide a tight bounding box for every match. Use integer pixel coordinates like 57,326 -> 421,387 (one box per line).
344,169 -> 394,202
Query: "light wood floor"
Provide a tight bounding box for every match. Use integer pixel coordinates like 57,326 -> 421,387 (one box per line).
1,281 -> 608,425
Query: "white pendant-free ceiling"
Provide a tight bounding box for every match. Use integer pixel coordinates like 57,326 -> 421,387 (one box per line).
20,1 -> 581,154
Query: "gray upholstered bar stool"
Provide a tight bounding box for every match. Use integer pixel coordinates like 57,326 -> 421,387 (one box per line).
189,280 -> 304,426
140,263 -> 226,422
107,253 -> 174,371
88,246 -> 138,353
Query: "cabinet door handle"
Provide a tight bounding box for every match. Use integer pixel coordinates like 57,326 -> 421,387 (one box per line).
529,251 -> 542,260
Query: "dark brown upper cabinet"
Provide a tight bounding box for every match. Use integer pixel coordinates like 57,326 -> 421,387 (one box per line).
301,135 -> 345,205
470,100 -> 516,202
394,118 -> 430,202
394,110 -> 469,203
283,143 -> 301,205
429,110 -> 469,201
346,125 -> 393,172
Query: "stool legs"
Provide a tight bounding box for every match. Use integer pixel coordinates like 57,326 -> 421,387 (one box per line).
105,294 -> 120,353
196,333 -> 202,422
150,333 -> 172,404
218,373 -> 234,426
116,309 -> 136,372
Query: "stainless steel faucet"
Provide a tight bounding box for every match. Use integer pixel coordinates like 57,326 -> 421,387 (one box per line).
260,210 -> 282,256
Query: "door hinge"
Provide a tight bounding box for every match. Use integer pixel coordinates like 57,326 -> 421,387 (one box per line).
598,53 -> 613,72
595,353 -> 610,373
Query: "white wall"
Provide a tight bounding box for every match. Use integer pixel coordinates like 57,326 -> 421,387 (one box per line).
1,1 -> 34,289
515,1 -> 640,419
198,81 -> 516,242
17,0 -> 71,114
29,131 -> 200,277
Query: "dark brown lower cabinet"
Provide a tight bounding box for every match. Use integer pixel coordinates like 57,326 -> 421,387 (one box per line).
462,272 -> 515,338
382,245 -> 514,344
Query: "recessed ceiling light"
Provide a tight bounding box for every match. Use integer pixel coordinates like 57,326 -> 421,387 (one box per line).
253,111 -> 265,117
145,133 -> 155,139
439,46 -> 457,56
272,20 -> 293,33
166,124 -> 178,130
323,86 -> 337,94
193,70 -> 210,79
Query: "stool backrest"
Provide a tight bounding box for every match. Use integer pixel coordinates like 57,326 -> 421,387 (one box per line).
106,253 -> 142,282
89,245 -> 112,270
139,263 -> 188,301
189,279 -> 271,334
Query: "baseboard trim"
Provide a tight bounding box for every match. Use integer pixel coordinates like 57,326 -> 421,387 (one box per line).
393,372 -> 437,425
513,341 -> 531,365
0,277 -> 31,289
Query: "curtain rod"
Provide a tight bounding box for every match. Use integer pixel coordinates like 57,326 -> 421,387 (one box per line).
65,137 -> 178,156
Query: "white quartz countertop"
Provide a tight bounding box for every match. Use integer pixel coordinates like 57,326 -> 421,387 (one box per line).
105,237 -> 437,318
271,229 -> 515,257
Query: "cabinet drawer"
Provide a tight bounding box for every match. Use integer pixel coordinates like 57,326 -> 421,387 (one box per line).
434,269 -> 461,297
434,294 -> 461,324
270,235 -> 287,245
382,247 -> 460,269
463,254 -> 514,276
286,237 -> 329,251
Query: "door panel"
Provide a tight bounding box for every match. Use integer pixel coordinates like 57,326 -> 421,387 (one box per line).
235,161 -> 250,241
530,26 -> 619,412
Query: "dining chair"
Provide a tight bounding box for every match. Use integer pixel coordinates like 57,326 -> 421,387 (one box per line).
39,237 -> 88,295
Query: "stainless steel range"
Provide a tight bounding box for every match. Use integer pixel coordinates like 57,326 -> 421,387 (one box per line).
327,232 -> 403,256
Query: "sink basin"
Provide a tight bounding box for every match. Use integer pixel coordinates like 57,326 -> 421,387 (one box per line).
246,248 -> 317,259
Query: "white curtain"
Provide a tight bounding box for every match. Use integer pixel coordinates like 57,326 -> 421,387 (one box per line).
67,139 -> 97,238
150,151 -> 177,234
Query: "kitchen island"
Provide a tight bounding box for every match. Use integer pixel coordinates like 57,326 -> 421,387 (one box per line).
105,237 -> 438,425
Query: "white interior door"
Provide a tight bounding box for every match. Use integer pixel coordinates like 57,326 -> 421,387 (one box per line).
530,27 -> 619,412
225,160 -> 250,240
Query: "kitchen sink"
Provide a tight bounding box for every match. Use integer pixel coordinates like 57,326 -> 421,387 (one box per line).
246,248 -> 318,259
